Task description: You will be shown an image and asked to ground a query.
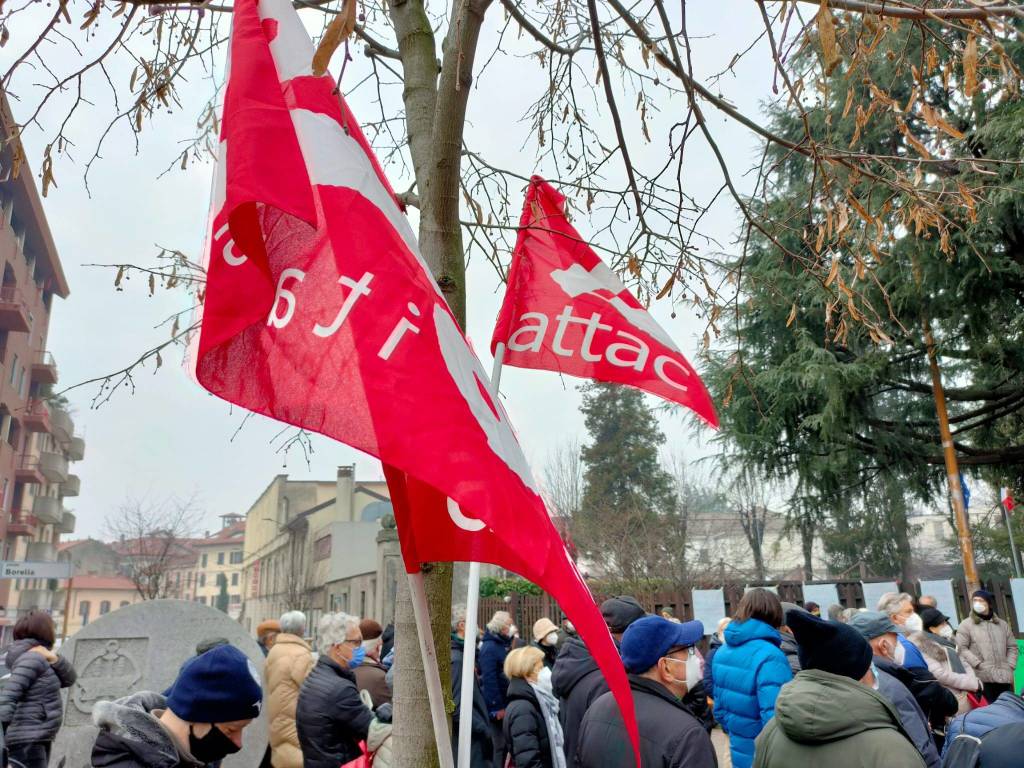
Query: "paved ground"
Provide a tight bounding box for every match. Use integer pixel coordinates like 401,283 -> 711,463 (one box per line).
712,728 -> 732,767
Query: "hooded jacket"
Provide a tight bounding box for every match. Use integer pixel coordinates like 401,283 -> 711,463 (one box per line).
550,637 -> 607,767
752,669 -> 926,768
711,619 -> 793,768
295,655 -> 375,768
91,692 -> 202,768
451,634 -> 492,768
956,613 -> 1018,685
503,678 -> 553,768
479,630 -> 513,715
910,632 -> 978,714
942,692 -> 1024,757
576,675 -> 716,768
702,635 -> 723,698
778,633 -> 801,675
264,633 -> 314,768
872,661 -> 940,768
0,638 -> 77,744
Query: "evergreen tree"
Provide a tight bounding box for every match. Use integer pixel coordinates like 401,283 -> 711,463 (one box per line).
575,383 -> 678,586
215,572 -> 230,613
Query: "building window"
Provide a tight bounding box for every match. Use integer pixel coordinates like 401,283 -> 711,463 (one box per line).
360,591 -> 366,618
119,601 -> 130,608
230,550 -> 243,565
314,535 -> 332,562
199,573 -> 206,588
99,601 -> 111,615
8,354 -> 16,386
79,600 -> 91,626
201,553 -> 208,568
217,552 -> 225,565
230,594 -> 241,605
198,596 -> 206,605
231,572 -> 239,587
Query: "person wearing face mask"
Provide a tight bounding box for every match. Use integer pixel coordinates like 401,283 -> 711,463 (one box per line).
848,612 -> 953,768
91,644 -> 262,768
503,647 -> 566,768
532,618 -> 561,670
956,589 -> 1019,704
915,608 -> 980,715
354,619 -> 391,708
876,592 -> 928,670
296,612 -> 392,768
753,610 -> 926,768
264,610 -> 313,768
575,616 -> 714,768
711,589 -> 794,768
479,611 -> 515,768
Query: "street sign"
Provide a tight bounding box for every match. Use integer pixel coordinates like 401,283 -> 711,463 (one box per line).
0,561 -> 72,579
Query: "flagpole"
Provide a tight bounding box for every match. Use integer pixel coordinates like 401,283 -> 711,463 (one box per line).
457,342 -> 506,768
1000,490 -> 1022,578
407,571 -> 457,768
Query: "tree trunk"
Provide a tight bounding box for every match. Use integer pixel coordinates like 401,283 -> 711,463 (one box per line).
800,516 -> 816,581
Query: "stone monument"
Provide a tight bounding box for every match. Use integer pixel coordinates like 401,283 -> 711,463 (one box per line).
50,599 -> 268,768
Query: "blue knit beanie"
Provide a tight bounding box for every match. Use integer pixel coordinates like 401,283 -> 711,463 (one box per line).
167,644 -> 263,723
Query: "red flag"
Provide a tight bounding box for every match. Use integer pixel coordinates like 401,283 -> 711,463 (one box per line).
492,177 -> 718,427
193,1 -> 639,762
1003,487 -> 1016,512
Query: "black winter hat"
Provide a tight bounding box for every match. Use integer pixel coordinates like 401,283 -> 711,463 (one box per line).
919,607 -> 950,631
600,596 -> 646,634
787,609 -> 873,681
973,589 -> 997,605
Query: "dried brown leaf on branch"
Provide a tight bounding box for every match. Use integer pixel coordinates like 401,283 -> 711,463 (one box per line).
816,0 -> 841,76
963,30 -> 978,97
312,0 -> 358,77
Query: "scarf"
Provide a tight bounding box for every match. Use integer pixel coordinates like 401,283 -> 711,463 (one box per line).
530,678 -> 567,768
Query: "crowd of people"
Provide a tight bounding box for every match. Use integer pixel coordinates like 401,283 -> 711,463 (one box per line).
0,587 -> 1017,768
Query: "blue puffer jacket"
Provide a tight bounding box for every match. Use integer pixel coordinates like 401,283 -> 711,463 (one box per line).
941,692 -> 1024,757
711,618 -> 793,768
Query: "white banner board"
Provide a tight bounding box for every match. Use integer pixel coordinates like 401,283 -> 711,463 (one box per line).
918,579 -> 960,628
692,589 -> 726,636
0,561 -> 72,579
861,581 -> 899,612
801,583 -> 839,610
1010,579 -> 1024,633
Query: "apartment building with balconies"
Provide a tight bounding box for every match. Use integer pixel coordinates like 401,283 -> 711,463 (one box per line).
0,92 -> 84,641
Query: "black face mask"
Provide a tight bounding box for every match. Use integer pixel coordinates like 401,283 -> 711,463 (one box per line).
189,724 -> 242,764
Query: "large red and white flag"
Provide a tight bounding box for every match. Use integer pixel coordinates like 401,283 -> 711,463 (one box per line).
492,177 -> 718,427
193,0 -> 638,760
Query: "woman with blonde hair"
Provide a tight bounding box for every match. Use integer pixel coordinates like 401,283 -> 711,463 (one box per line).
503,646 -> 566,768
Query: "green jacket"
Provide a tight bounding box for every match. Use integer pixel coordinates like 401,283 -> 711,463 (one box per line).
753,669 -> 926,768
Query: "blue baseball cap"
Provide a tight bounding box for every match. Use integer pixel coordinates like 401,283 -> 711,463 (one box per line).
620,616 -> 704,674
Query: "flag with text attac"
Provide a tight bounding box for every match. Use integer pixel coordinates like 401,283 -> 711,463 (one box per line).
492,176 -> 718,427
193,1 -> 638,762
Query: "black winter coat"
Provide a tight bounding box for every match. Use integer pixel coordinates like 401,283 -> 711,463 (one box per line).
551,637 -> 607,768
91,692 -> 200,768
503,679 -> 553,768
451,635 -> 492,768
576,676 -> 718,768
875,655 -> 958,727
296,656 -> 374,768
479,631 -> 513,716
0,638 -> 76,745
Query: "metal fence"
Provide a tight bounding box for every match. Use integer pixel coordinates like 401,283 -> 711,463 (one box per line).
477,578 -> 1024,638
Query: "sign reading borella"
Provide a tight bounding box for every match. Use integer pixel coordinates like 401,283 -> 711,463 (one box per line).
0,561 -> 73,579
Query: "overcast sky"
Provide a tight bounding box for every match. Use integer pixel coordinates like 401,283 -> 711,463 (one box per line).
0,1 -> 774,539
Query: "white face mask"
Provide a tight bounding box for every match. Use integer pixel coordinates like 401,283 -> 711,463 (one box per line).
973,601 -> 988,615
938,624 -> 954,639
904,613 -> 923,633
893,639 -> 906,665
663,651 -> 701,697
544,631 -> 559,646
536,665 -> 553,694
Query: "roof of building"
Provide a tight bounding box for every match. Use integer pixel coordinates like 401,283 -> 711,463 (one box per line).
194,520 -> 246,547
109,536 -> 199,558
57,538 -> 109,553
69,575 -> 138,591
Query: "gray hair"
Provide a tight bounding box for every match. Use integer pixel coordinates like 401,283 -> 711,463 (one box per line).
280,610 -> 307,636
452,605 -> 467,632
486,611 -> 512,634
317,612 -> 360,656
877,592 -> 914,617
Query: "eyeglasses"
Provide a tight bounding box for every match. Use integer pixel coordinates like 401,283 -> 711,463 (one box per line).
341,637 -> 362,647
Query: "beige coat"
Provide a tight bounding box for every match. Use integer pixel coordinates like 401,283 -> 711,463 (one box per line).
956,615 -> 1018,685
265,633 -> 315,768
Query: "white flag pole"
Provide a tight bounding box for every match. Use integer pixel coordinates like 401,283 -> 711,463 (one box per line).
457,342 -> 506,768
407,570 -> 457,768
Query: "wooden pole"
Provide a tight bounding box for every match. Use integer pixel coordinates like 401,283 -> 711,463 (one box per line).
60,575 -> 73,644
923,322 -> 979,592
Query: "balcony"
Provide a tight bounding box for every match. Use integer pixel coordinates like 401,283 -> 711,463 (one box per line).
18,589 -> 54,611
50,406 -> 72,445
23,400 -> 51,434
15,455 -> 45,484
0,286 -> 29,333
32,495 -> 62,525
62,474 -> 79,497
67,435 -> 85,462
39,451 -> 68,483
30,352 -> 58,385
26,541 -> 57,561
57,511 -> 75,534
6,511 -> 38,537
